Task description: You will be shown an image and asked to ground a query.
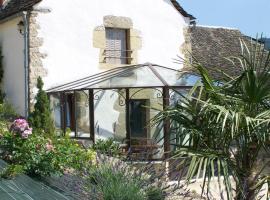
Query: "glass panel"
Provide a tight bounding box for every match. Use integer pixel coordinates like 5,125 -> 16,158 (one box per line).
179,73 -> 202,86
94,89 -> 126,142
90,66 -> 164,88
129,88 -> 164,159
169,88 -> 190,106
49,93 -> 61,134
155,66 -> 201,86
48,65 -> 202,93
169,89 -> 191,150
75,91 -> 90,138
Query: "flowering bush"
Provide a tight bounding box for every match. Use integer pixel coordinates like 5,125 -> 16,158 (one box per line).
10,118 -> 32,139
0,119 -> 96,177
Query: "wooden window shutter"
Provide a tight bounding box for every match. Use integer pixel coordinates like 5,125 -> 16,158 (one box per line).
105,28 -> 128,64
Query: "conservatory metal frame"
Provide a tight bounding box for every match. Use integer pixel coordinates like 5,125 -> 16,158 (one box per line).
47,63 -> 196,158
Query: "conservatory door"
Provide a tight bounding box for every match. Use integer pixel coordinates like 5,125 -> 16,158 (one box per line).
65,93 -> 75,131
129,99 -> 148,139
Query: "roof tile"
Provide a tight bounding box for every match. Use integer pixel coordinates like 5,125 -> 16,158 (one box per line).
185,26 -> 251,79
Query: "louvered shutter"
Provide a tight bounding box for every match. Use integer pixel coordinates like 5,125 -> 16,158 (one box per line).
105,28 -> 127,64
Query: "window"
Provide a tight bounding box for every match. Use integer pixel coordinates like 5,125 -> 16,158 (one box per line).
105,28 -> 130,64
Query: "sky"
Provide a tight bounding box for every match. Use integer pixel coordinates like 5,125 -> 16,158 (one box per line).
178,0 -> 270,38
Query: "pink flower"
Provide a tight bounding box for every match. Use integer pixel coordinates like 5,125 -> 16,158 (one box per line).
23,128 -> 32,135
46,141 -> 54,152
10,118 -> 32,139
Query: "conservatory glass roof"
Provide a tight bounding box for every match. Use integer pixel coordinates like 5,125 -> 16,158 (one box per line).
47,63 -> 201,93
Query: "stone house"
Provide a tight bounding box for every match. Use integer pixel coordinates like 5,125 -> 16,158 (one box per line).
1,0 -> 263,161
1,2 -> 269,198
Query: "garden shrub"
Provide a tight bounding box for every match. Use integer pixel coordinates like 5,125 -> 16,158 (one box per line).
88,166 -> 145,200
92,138 -> 121,157
0,164 -> 24,179
87,164 -> 165,200
0,101 -> 17,121
0,118 -> 96,177
0,100 -> 18,143
29,76 -> 54,135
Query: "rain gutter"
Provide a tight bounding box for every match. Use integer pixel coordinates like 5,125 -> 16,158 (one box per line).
22,11 -> 29,117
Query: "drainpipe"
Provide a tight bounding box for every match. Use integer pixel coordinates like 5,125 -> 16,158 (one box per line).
22,11 -> 29,117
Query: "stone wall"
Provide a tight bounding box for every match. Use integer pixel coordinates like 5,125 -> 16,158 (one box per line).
181,27 -> 193,71
28,11 -> 48,109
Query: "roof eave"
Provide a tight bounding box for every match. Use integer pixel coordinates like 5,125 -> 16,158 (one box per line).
170,0 -> 196,20
0,0 -> 42,21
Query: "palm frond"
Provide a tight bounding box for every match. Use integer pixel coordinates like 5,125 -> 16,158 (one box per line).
157,38 -> 270,199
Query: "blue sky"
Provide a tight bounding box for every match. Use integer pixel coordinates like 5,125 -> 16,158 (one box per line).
177,0 -> 270,38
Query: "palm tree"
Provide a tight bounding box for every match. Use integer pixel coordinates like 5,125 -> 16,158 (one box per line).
153,40 -> 270,200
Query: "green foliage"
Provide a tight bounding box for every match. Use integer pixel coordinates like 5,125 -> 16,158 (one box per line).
0,101 -> 17,121
0,131 -> 96,177
153,39 -> 270,200
145,186 -> 165,200
0,165 -> 24,179
92,138 -> 121,157
88,165 -> 164,200
89,166 -> 143,200
0,102 -> 17,135
29,76 -> 55,135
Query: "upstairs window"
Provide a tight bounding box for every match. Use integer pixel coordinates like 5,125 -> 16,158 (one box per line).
105,28 -> 130,64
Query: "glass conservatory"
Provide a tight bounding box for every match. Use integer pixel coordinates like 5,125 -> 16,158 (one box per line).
47,63 -> 200,160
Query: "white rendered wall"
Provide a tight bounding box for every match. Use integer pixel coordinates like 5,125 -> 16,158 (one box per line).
0,17 -> 26,116
34,0 -> 190,89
